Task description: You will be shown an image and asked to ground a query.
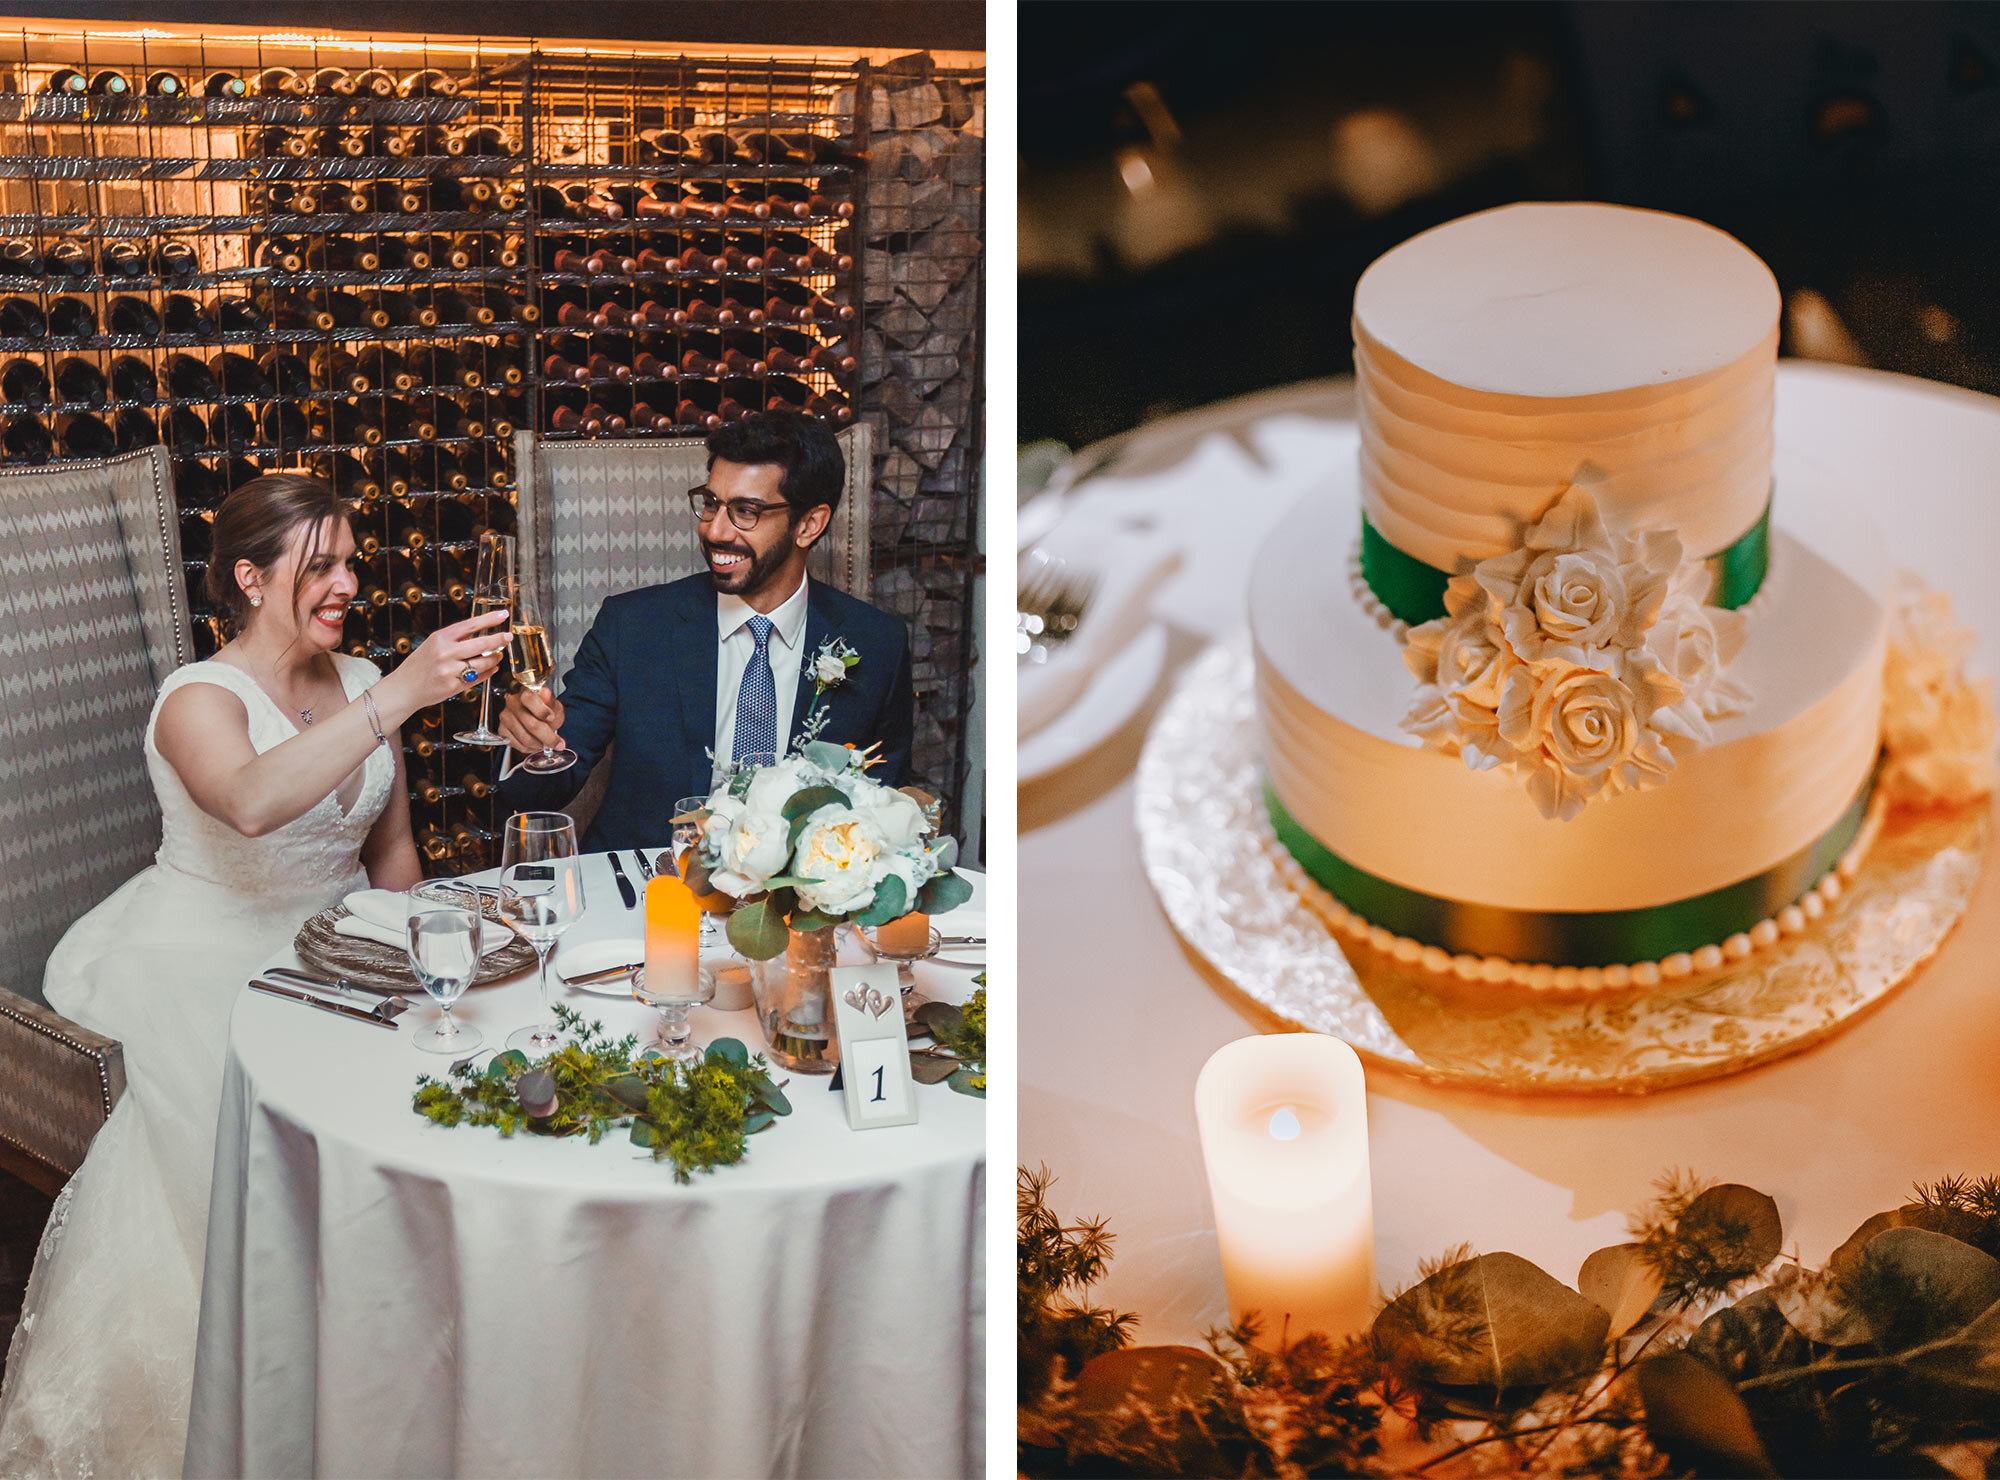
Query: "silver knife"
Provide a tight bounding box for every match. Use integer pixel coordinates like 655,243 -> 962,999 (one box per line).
633,848 -> 654,880
566,959 -> 644,986
607,852 -> 637,909
250,979 -> 404,1029
938,935 -> 985,947
266,965 -> 412,1011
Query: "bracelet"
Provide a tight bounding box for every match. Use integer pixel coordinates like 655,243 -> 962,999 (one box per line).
361,688 -> 388,750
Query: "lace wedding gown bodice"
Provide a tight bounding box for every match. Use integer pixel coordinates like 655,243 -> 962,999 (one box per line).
0,654 -> 394,1479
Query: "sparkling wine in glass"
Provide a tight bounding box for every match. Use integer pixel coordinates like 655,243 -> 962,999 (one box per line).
509,591 -> 572,773
405,880 -> 483,1053
456,531 -> 515,745
498,811 -> 584,1052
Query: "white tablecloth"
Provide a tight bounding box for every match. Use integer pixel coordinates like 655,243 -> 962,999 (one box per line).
1021,364 -> 2000,1345
186,866 -> 986,1480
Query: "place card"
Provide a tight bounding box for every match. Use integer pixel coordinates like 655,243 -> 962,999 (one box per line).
829,963 -> 917,1130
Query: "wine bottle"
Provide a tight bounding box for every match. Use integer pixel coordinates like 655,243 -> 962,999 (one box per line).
86,70 -> 130,97
44,241 -> 90,278
691,131 -> 751,167
258,292 -> 336,333
144,69 -> 183,97
764,278 -> 853,324
0,240 -> 39,276
162,293 -> 213,337
52,356 -> 107,408
113,406 -> 161,450
757,182 -> 819,221
414,446 -> 469,490
351,67 -> 398,98
212,296 -> 269,335
677,378 -> 747,425
252,67 -> 304,97
367,448 -> 413,497
0,296 -> 46,338
0,356 -> 47,408
102,296 -> 159,341
733,130 -> 802,167
3,413 -> 52,461
172,458 -> 219,507
105,358 -> 160,412
765,231 -> 852,274
257,350 -> 312,398
400,68 -> 458,99
219,457 -> 264,493
208,403 -> 255,453
259,401 -> 313,447
46,297 -> 96,340
425,288 -> 494,327
161,405 -> 208,453
422,345 -> 485,390
463,284 -> 538,324
451,231 -> 518,267
679,330 -> 765,378
459,440 -> 516,489
322,451 -> 382,501
208,351 -> 271,397
765,374 -> 853,422
308,66 -> 355,96
358,346 -> 415,391
453,124 -> 513,157
202,71 -> 248,99
309,346 -> 368,394
254,126 -> 308,159
542,351 -> 590,384
415,825 -> 452,862
97,240 -> 146,277
475,391 -> 524,439
367,289 -> 434,329
147,239 -> 197,278
316,400 -> 384,447
178,510 -> 213,560
44,68 -> 88,96
376,401 -> 437,442
325,292 -> 391,331
764,324 -> 856,374
369,179 -> 425,215
372,236 -> 430,271
306,238 -> 379,272
54,410 -> 116,456
427,398 -> 483,441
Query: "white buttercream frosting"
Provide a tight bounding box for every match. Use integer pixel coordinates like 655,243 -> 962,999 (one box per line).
1352,202 -> 1781,571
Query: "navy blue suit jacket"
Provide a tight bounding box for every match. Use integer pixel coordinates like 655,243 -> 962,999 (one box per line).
499,574 -> 915,852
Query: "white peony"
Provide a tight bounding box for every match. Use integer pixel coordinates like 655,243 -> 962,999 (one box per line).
853,785 -> 928,849
814,652 -> 848,685
791,804 -> 890,915
1399,480 -> 1752,819
703,795 -> 793,897
742,755 -> 819,816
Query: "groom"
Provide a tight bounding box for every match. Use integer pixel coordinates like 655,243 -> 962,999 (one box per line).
496,411 -> 914,851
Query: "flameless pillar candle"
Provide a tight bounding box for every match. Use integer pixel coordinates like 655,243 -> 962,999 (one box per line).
643,875 -> 701,999
875,910 -> 931,956
1194,1033 -> 1375,1342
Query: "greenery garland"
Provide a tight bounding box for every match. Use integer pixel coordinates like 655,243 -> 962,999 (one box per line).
413,1003 -> 792,1183
912,984 -> 986,1096
1019,1166 -> 2000,1478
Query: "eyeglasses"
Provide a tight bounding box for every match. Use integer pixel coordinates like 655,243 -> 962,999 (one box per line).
687,486 -> 794,531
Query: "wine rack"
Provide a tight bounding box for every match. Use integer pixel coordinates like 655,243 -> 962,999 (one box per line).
0,27 -> 983,861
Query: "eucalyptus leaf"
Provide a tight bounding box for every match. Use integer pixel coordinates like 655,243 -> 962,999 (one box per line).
852,874 -> 907,929
515,1070 -> 558,1119
754,1080 -> 791,1115
947,1067 -> 985,1097
727,897 -> 789,960
1677,1183 -> 1783,1281
1372,1250 -> 1610,1389
1829,1204 -> 1994,1282
781,784 -> 848,822
917,869 -> 974,915
743,1108 -> 776,1134
803,740 -> 851,772
1906,1296 -> 2000,1397
1841,1227 -> 2000,1351
789,906 -> 837,934
915,1000 -> 964,1037
1634,1350 -> 1779,1478
1685,1285 -> 1810,1381
1765,1262 -> 1874,1347
1067,1345 -> 1241,1477
932,835 -> 959,872
601,1072 -> 649,1113
706,1037 -> 750,1067
629,1119 -> 654,1148
787,813 -> 815,851
486,1049 -> 529,1082
911,1051 -> 957,1084
1577,1243 -> 1665,1339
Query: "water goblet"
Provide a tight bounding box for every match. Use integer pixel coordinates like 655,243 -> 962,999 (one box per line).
405,880 -> 484,1053
632,963 -> 716,1067
498,811 -> 584,1052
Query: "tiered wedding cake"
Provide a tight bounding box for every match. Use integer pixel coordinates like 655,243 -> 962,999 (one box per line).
1252,202 -> 1890,987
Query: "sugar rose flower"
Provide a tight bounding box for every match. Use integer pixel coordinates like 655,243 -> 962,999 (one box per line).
1880,572 -> 1999,807
1529,549 -> 1626,651
792,805 -> 889,915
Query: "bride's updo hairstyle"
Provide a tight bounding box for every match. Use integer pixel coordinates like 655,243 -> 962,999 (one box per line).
202,472 -> 350,631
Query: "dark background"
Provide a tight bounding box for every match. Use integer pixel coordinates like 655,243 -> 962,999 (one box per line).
1020,0 -> 2000,450
0,2 -> 985,52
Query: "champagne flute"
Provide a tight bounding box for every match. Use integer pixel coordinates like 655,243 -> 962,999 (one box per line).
673,794 -> 720,944
455,531 -> 515,745
508,579 -> 573,773
405,880 -> 483,1053
498,811 -> 585,1052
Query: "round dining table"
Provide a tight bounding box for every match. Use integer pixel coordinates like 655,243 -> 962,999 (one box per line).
1020,363 -> 2000,1346
184,860 -> 986,1480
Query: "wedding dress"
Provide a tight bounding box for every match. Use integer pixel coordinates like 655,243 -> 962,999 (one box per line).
0,656 -> 393,1479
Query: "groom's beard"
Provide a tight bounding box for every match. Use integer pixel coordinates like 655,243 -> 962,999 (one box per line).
703,533 -> 794,598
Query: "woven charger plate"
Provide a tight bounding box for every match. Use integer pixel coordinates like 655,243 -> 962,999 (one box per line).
1137,636 -> 1991,1094
294,902 -> 538,993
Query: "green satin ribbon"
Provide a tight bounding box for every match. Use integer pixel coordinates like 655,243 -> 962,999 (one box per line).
1360,499 -> 1773,627
1265,775 -> 1871,967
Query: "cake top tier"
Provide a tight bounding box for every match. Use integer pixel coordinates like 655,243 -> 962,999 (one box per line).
1352,203 -> 1780,399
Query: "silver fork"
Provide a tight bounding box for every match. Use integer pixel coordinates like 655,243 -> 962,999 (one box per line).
1016,551 -> 1100,666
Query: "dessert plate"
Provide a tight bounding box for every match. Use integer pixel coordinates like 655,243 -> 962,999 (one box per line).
1019,623 -> 1169,783
555,937 -> 648,997
1138,636 -> 1989,1094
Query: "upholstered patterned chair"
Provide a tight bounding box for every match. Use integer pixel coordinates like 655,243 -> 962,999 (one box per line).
510,425 -> 873,832
0,447 -> 190,1192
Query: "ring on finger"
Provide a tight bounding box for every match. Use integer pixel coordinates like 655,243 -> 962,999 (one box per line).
460,666 -> 480,684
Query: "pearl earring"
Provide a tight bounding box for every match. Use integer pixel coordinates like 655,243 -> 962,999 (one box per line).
250,596 -> 262,607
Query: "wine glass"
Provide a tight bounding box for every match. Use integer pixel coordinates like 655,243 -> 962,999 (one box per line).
455,531 -> 515,745
673,794 -> 720,944
405,880 -> 484,1054
509,578 -> 572,773
714,751 -> 779,797
498,812 -> 585,1052
632,962 -> 716,1067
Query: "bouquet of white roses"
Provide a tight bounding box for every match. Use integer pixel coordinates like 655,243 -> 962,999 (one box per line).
683,741 -> 972,960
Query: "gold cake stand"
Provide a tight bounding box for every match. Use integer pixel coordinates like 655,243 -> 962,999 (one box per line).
1136,638 -> 1989,1094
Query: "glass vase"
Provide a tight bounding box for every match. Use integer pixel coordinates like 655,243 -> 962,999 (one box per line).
750,923 -> 840,1074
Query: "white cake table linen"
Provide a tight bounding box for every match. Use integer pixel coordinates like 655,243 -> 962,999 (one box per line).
1020,365 -> 2000,1345
185,870 -> 986,1480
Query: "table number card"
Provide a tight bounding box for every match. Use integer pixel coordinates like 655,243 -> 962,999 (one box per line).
830,963 -> 917,1130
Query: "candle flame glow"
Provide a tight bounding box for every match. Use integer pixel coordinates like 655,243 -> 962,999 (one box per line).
1268,1106 -> 1301,1141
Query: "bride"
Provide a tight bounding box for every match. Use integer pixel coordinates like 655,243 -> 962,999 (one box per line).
0,472 -> 507,1477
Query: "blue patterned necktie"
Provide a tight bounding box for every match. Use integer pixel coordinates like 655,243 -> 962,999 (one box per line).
732,614 -> 779,762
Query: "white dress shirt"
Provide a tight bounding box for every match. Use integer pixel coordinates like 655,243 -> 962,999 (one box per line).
713,571 -> 811,769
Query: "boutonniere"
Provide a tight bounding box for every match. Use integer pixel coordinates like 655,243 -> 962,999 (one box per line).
794,637 -> 861,748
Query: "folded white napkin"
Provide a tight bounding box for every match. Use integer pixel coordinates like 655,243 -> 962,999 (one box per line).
1018,506 -> 1180,739
336,889 -> 513,956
